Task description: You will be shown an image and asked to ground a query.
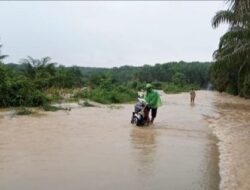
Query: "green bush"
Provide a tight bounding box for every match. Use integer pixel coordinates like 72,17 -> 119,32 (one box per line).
4,79 -> 47,107
30,90 -> 48,106
86,85 -> 137,104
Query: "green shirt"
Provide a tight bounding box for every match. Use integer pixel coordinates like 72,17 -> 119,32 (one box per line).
144,90 -> 162,108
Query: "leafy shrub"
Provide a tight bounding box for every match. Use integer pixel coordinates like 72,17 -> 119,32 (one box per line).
6,79 -> 48,107
30,90 -> 48,106
86,85 -> 137,104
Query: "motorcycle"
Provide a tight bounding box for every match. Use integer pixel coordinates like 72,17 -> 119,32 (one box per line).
131,98 -> 147,126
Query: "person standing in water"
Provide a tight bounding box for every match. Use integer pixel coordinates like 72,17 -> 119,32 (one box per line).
190,89 -> 196,103
144,83 -> 162,125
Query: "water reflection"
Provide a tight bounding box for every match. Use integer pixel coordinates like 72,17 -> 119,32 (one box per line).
130,127 -> 157,176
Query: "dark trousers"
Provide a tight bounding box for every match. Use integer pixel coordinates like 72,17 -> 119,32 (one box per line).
144,106 -> 157,121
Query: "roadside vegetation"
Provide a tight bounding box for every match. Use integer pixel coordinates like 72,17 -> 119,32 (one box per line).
211,0 -> 250,98
0,43 -> 211,107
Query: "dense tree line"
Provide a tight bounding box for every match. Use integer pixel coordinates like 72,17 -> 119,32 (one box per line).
79,61 -> 211,88
77,62 -> 211,103
211,0 -> 250,98
0,42 -> 211,106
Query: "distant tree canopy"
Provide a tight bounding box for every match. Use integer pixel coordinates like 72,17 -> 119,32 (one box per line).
74,62 -> 211,103
79,61 -> 211,88
211,0 -> 250,98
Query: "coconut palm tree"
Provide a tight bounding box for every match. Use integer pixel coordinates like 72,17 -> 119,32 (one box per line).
211,0 -> 250,96
20,56 -> 57,79
20,56 -> 58,90
212,0 -> 250,60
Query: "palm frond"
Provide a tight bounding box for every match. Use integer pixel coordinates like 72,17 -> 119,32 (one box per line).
41,56 -> 51,64
212,10 -> 235,28
218,27 -> 249,49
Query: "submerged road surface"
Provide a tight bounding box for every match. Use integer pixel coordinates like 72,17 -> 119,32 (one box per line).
1,91 -> 247,190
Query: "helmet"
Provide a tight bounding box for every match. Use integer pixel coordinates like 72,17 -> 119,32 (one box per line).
146,83 -> 152,89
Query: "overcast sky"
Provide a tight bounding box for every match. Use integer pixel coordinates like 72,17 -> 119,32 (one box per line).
0,1 -> 228,67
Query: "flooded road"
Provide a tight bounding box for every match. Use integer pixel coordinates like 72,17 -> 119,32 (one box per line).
0,91 -> 249,190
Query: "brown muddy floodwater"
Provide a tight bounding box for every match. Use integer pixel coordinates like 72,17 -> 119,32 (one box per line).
0,91 -> 249,190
